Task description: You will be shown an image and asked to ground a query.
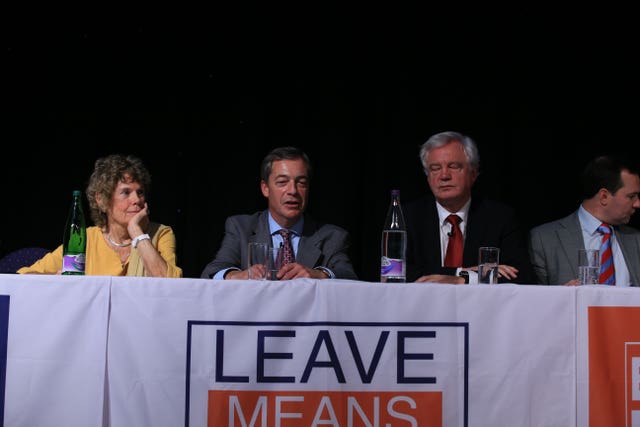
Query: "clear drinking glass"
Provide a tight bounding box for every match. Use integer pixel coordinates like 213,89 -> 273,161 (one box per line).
578,249 -> 600,285
266,246 -> 284,280
247,242 -> 268,280
478,247 -> 500,284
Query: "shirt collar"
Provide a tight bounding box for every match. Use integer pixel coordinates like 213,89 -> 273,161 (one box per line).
578,205 -> 610,236
268,212 -> 304,236
436,198 -> 471,227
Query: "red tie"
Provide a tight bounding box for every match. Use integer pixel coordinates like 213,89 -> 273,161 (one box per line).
444,214 -> 463,267
278,229 -> 295,265
598,223 -> 615,285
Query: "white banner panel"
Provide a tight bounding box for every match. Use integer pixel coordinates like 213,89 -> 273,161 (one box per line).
0,274 -> 109,427
107,276 -> 220,427
108,279 -> 576,427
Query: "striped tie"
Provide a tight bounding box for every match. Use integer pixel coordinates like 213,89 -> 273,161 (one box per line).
598,223 -> 615,285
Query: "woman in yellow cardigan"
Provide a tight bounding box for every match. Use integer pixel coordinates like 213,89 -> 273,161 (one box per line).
19,154 -> 182,278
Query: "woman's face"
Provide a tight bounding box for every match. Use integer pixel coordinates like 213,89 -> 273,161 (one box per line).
107,178 -> 146,226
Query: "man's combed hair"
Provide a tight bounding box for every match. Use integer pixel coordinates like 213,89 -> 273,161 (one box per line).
580,155 -> 637,200
260,146 -> 312,182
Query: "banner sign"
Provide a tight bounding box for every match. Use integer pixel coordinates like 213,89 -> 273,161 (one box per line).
577,286 -> 640,427
0,274 -> 109,427
187,321 -> 468,427
4,275 -> 636,426
108,279 -> 576,426
0,295 -> 9,427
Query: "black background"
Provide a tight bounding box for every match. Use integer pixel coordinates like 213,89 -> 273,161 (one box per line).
3,6 -> 639,280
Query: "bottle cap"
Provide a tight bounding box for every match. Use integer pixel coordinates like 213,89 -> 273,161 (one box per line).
72,190 -> 81,196
391,189 -> 400,196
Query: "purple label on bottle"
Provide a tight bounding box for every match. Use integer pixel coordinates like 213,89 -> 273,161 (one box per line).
381,257 -> 405,277
62,254 -> 86,273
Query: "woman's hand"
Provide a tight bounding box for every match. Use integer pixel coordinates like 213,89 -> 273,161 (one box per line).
128,202 -> 150,237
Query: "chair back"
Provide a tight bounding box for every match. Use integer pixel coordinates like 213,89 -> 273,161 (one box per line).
0,247 -> 50,274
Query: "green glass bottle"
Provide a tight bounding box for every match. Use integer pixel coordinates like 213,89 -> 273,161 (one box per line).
61,190 -> 87,275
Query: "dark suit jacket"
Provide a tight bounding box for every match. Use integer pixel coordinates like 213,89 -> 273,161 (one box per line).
200,210 -> 358,280
528,210 -> 640,285
404,193 -> 536,284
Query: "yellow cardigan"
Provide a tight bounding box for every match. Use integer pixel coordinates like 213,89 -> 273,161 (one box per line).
18,223 -> 182,277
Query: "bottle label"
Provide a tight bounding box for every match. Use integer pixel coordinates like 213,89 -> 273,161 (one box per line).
62,253 -> 86,274
381,256 -> 405,278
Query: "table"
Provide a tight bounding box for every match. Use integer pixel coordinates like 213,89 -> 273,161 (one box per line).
0,274 -> 636,426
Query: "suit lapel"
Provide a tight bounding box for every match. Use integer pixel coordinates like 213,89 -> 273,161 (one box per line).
250,210 -> 275,245
555,212 -> 584,277
462,199 -> 485,265
296,216 -> 322,267
616,226 -> 640,286
414,196 -> 443,271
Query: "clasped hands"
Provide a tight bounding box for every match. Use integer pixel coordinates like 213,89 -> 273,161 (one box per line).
414,264 -> 520,284
228,263 -> 330,281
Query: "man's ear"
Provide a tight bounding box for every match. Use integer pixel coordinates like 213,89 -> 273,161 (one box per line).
260,180 -> 269,198
599,188 -> 612,206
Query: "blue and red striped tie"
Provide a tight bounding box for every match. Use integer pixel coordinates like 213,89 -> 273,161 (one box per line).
598,223 -> 615,285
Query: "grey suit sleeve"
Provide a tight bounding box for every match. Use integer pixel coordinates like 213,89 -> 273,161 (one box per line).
528,227 -> 549,285
200,216 -> 248,279
527,212 -> 587,285
316,226 -> 358,280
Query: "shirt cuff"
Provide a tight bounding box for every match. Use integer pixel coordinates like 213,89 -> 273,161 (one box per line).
216,268 -> 240,280
456,268 -> 479,285
314,267 -> 335,279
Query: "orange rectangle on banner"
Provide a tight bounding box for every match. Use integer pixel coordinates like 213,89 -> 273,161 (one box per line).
208,390 -> 442,427
626,343 -> 640,423
589,307 -> 640,426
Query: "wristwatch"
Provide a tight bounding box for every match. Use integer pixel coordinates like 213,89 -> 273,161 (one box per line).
458,270 -> 470,284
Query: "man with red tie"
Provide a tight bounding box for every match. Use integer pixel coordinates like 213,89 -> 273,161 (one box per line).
405,131 -> 536,284
529,155 -> 640,286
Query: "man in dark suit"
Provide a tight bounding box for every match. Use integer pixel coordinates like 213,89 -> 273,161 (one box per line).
529,155 -> 640,286
200,146 -> 358,281
405,131 -> 535,284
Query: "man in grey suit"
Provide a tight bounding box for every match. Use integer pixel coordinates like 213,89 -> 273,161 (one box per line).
529,155 -> 640,286
200,146 -> 358,281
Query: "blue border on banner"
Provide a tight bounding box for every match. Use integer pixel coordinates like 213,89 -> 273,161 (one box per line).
0,295 -> 10,427
185,321 -> 469,427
